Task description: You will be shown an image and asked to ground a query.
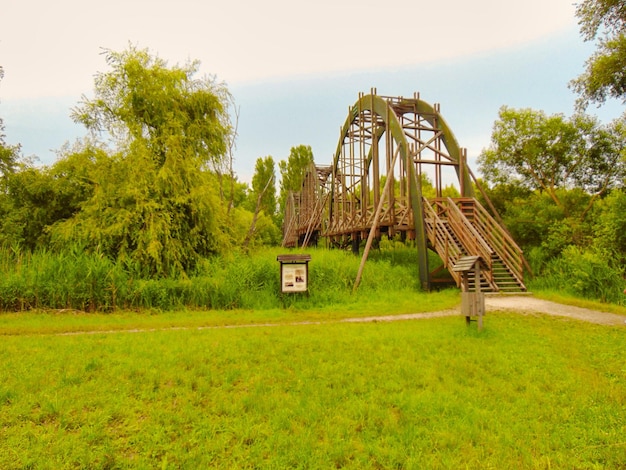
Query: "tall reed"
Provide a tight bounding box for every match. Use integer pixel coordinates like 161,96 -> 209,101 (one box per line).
0,244 -> 439,312
530,246 -> 625,305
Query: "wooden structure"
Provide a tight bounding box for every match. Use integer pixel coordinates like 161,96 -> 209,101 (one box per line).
277,254 -> 311,294
282,164 -> 331,249
452,256 -> 486,329
282,91 -> 527,294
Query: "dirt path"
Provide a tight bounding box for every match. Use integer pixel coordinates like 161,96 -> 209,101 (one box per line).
55,294 -> 625,336
339,294 -> 626,326
483,294 -> 626,326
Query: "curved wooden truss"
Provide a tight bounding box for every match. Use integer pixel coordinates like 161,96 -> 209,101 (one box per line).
282,91 -> 525,292
327,91 -> 472,239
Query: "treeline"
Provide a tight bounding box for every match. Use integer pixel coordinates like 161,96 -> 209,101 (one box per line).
476,107 -> 626,304
0,0 -> 625,309
476,0 -> 626,304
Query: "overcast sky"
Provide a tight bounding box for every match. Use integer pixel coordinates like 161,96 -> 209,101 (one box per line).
1,0 -> 624,182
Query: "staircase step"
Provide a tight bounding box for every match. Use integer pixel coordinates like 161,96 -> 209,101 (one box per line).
425,198 -> 526,292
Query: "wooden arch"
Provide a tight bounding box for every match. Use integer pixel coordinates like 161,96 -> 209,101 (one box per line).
327,91 -> 473,289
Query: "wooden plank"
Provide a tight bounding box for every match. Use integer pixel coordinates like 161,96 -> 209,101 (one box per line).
451,256 -> 481,272
277,254 -> 311,263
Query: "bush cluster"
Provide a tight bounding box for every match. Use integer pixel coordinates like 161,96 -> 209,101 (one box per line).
529,246 -> 626,305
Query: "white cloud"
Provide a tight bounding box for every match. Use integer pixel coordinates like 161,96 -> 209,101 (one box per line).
1,0 -> 577,99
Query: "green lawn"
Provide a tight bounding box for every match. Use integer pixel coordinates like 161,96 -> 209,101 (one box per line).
0,288 -> 461,337
1,310 -> 624,469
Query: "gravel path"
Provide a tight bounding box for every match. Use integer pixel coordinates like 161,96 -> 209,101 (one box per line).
55,294 -> 626,337
339,294 -> 626,326
483,294 -> 626,326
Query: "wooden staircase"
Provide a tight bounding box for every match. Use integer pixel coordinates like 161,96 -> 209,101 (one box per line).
423,197 -> 526,292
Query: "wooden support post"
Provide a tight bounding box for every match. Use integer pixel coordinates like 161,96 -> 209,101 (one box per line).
353,147 -> 400,293
351,234 -> 360,255
475,261 -> 484,330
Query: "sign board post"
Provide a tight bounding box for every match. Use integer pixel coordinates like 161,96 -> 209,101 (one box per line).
277,254 -> 311,294
452,255 -> 486,330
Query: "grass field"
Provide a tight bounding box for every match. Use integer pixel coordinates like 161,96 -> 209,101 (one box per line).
1,308 -> 625,469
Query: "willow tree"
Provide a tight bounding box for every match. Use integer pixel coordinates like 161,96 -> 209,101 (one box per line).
54,46 -> 232,277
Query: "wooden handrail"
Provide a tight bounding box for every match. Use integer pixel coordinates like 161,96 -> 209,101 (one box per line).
454,198 -> 524,286
423,197 -> 529,291
444,198 -> 494,275
422,200 -> 464,286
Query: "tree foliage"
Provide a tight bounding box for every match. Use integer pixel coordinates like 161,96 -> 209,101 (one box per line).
0,123 -> 19,179
251,156 -> 277,219
72,46 -> 230,165
53,46 -> 232,277
478,105 -> 626,291
571,0 -> 626,108
243,156 -> 278,249
0,69 -> 19,178
278,145 -> 314,224
593,188 -> 626,264
478,106 -> 625,218
0,150 -> 94,250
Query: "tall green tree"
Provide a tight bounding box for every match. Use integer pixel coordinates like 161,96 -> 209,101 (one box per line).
278,145 -> 314,223
478,106 -> 625,219
0,122 -> 19,179
0,151 -> 95,250
251,156 -> 277,219
571,0 -> 626,108
593,188 -> 626,264
72,46 -> 230,166
53,46 -> 232,277
242,156 -> 277,249
0,67 -> 19,177
0,67 -> 30,247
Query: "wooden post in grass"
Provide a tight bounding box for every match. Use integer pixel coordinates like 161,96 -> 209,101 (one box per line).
353,147 -> 400,293
452,256 -> 485,330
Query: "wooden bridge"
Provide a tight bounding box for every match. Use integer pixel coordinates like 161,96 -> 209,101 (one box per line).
282,91 -> 526,292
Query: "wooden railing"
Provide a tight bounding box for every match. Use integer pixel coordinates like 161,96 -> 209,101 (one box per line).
424,198 -> 498,289
424,198 -> 525,290
444,200 -> 495,284
451,198 -> 525,288
422,200 -> 465,286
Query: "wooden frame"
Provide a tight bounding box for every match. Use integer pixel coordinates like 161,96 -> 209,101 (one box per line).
277,254 -> 311,294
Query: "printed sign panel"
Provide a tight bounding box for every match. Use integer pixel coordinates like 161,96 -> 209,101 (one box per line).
281,264 -> 307,293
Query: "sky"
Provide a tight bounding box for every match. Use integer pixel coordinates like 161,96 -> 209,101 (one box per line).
1,0 -> 624,183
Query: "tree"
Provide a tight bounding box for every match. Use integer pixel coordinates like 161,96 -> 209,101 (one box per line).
53,46 -> 232,277
593,188 -> 626,264
278,145 -> 314,223
72,46 -> 231,166
0,67 -> 20,177
0,142 -> 98,250
570,0 -> 626,108
243,156 -> 277,249
478,106 -> 625,219
251,156 -> 277,219
224,175 -> 250,210
0,67 -> 31,247
0,120 -> 19,179
224,96 -> 240,213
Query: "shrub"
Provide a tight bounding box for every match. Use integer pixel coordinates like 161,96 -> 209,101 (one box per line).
535,246 -> 625,304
